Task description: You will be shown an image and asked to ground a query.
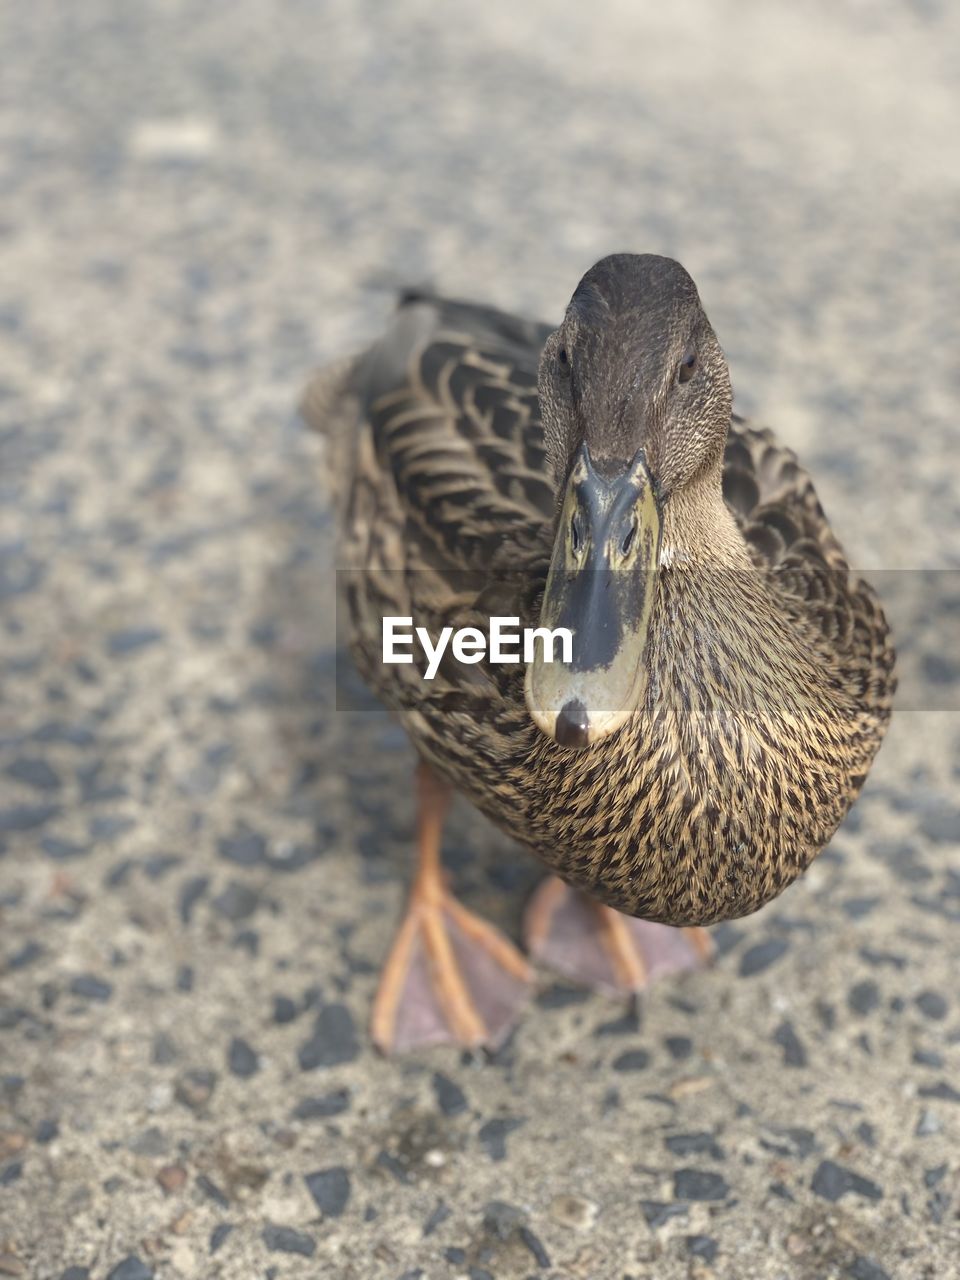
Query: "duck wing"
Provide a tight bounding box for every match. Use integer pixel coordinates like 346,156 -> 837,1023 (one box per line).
723,419 -> 895,711
304,292 -> 556,577
302,294 -> 559,717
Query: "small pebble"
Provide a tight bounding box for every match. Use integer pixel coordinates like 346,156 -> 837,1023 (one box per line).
913,1048 -> 943,1070
848,1257 -> 892,1280
305,1166 -> 351,1217
0,804 -> 59,833
477,1117 -> 524,1161
432,1072 -> 468,1116
847,980 -> 881,1016
227,1037 -> 259,1078
664,1132 -> 724,1159
5,758 -> 61,791
739,938 -> 788,977
68,974 -> 112,1002
89,815 -> 136,842
376,1150 -> 410,1183
664,1035 -> 693,1060
840,896 -> 881,920
261,1224 -> 315,1257
918,798 -> 960,844
233,932 -> 259,961
915,1109 -> 942,1137
35,1118 -> 58,1144
178,877 -> 209,925
106,627 -> 164,655
482,1199 -> 526,1238
213,882 -> 259,921
7,940 -> 43,969
127,1127 -> 168,1157
151,1032 -> 178,1065
641,1200 -> 688,1229
773,1020 -> 808,1067
548,1193 -> 598,1231
41,836 -> 87,861
686,1235 -> 718,1262
612,1049 -> 650,1071
291,1090 -> 350,1120
810,1159 -> 882,1203
105,1259 -> 153,1280
105,859 -> 136,888
0,1134 -> 25,1160
673,1169 -> 729,1201
142,853 -> 181,879
156,1164 -> 188,1194
209,1224 -> 233,1254
859,947 -> 907,970
816,1000 -> 836,1030
914,990 -> 948,1020
273,995 -> 298,1024
197,1174 -> 230,1208
218,828 -> 266,867
518,1226 -> 550,1268
422,1200 -> 451,1236
918,1081 -> 960,1103
297,1004 -> 359,1070
174,1069 -> 217,1111
855,1121 -> 877,1148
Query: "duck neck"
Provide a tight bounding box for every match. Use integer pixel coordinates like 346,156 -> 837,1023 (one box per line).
659,466 -> 751,570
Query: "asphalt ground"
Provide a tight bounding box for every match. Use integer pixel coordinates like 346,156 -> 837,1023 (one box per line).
0,2 -> 958,1277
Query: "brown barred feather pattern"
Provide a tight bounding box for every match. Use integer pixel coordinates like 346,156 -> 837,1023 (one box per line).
303,288 -> 895,925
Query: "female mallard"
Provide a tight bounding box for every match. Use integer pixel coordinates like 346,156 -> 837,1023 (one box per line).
305,254 -> 895,1054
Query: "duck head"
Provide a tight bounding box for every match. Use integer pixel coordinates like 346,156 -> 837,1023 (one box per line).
525,254 -> 734,749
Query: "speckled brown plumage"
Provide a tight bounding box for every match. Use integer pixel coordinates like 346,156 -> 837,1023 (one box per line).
304,260 -> 895,925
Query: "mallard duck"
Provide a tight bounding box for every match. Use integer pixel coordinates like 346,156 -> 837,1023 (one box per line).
304,254 -> 895,1054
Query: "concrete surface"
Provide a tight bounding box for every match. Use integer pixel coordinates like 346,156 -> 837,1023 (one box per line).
1,1 -> 959,1277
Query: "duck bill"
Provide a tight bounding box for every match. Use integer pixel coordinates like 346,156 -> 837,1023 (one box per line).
525,444 -> 661,749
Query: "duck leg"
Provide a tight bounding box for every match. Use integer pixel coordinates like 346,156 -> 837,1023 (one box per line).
371,763 -> 533,1053
524,876 -> 712,997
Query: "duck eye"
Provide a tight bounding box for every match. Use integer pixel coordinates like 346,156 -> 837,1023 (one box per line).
557,346 -> 570,374
677,344 -> 697,384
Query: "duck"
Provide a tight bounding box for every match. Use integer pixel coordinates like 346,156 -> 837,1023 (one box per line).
303,254 -> 896,1054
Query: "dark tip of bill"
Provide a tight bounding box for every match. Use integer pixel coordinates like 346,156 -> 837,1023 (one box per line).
555,699 -> 591,749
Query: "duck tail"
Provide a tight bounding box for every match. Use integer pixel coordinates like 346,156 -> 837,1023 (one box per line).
299,355 -> 361,440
